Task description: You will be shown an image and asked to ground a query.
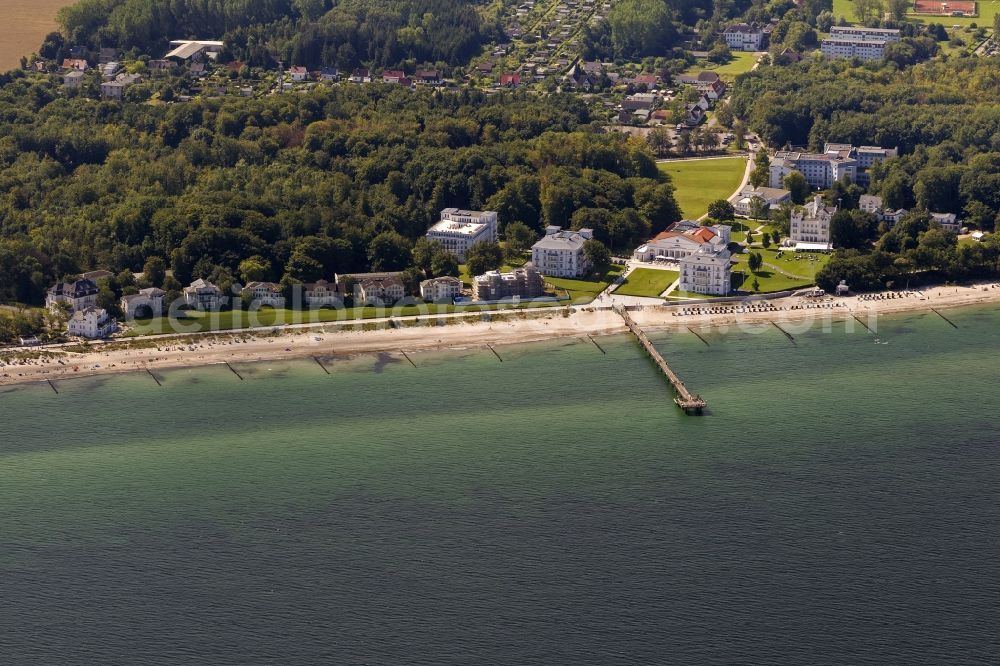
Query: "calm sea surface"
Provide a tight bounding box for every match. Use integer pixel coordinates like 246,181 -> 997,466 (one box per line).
2,307 -> 999,664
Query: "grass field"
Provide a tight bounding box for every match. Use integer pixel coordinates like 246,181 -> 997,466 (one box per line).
833,0 -> 999,27
683,52 -> 759,80
3,0 -> 75,70
732,248 -> 830,293
614,268 -> 678,298
658,157 -> 747,219
545,264 -> 625,303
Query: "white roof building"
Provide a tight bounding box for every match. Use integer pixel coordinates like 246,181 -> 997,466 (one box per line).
426,208 -> 498,262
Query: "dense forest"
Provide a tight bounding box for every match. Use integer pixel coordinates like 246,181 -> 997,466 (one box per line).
0,78 -> 680,306
56,0 -> 495,70
730,57 -> 1000,291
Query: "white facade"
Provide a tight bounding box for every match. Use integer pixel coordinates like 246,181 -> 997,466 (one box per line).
723,23 -> 767,51
426,208 -> 498,261
420,276 -> 463,303
769,143 -> 897,190
931,212 -> 961,233
184,279 -> 224,310
303,280 -> 342,307
680,246 -> 731,295
242,282 -> 286,308
67,307 -> 117,339
121,288 -> 165,319
46,279 -> 99,313
821,26 -> 900,62
531,226 -> 593,277
734,186 -> 792,217
633,224 -> 730,262
790,195 -> 837,248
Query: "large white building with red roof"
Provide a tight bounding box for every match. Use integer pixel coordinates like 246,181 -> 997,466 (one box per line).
632,222 -> 731,262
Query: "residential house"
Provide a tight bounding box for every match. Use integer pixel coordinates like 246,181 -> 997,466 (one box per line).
67,307 -> 117,339
301,280 -> 343,308
46,279 -> 99,312
426,208 -> 499,261
62,59 -> 89,72
680,245 -> 732,295
499,72 -> 521,87
416,70 -> 441,85
63,70 -> 85,89
382,69 -> 406,84
931,212 -> 961,233
100,62 -> 122,79
350,68 -> 371,83
531,226 -> 593,278
120,288 -> 165,319
100,73 -> 142,101
420,276 -> 464,303
722,22 -> 771,51
859,194 -> 909,226
320,67 -> 339,82
183,278 -> 224,310
355,276 -> 406,306
789,195 -> 837,250
472,265 -> 545,302
633,224 -> 731,262
733,186 -> 792,218
288,66 -> 308,81
242,282 -> 286,308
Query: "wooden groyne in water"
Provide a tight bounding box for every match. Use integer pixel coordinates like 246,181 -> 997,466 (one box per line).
614,306 -> 706,414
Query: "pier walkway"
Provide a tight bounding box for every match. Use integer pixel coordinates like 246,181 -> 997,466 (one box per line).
614,306 -> 707,414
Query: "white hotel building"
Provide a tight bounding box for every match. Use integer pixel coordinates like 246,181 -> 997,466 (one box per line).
821,26 -> 900,61
680,246 -> 732,296
426,208 -> 498,261
531,226 -> 593,277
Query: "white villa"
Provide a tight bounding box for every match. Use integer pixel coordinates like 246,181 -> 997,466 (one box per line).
722,22 -> 772,51
67,306 -> 117,339
46,279 -> 99,313
531,226 -> 593,277
420,276 -> 463,303
121,287 -> 165,319
859,195 -> 909,226
242,281 -> 286,308
303,279 -> 343,308
426,208 -> 498,261
733,186 -> 792,218
633,222 -> 731,262
183,278 -> 224,310
355,276 -> 406,306
680,245 -> 732,296
789,195 -> 837,250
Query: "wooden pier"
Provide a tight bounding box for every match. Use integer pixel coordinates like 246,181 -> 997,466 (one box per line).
614,306 -> 707,414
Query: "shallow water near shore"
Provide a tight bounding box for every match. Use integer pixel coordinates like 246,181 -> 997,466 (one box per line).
2,306 -> 1000,664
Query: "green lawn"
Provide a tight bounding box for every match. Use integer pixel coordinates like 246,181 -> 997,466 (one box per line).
683,52 -> 759,80
732,248 -> 830,293
658,157 -> 747,219
614,268 -> 679,298
545,264 -> 625,303
833,0 -> 999,27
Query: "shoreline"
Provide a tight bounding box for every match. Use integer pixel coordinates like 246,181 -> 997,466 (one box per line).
3,282 -> 1000,388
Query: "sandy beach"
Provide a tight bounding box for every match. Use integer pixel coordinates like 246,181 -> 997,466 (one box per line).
3,282 -> 999,387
